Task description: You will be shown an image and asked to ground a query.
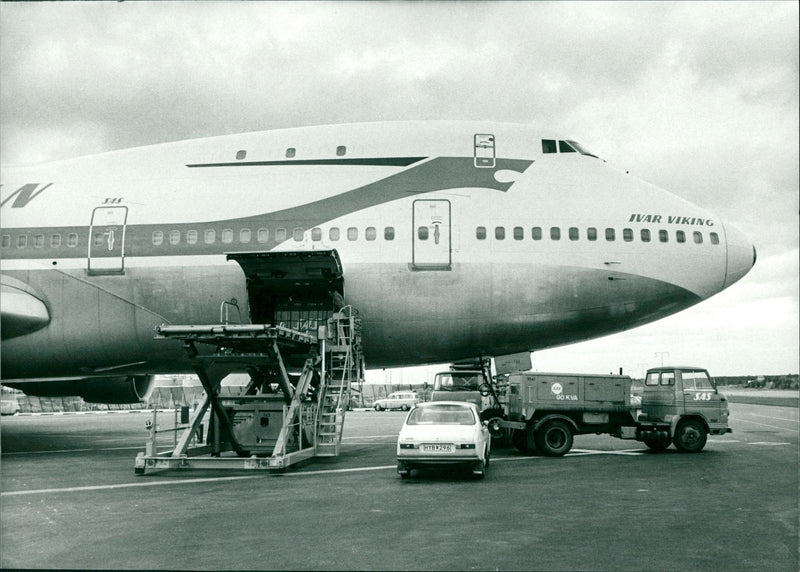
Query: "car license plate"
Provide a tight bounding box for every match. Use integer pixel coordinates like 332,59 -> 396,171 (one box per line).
422,443 -> 454,453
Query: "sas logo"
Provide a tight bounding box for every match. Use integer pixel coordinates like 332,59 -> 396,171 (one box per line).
552,381 -> 578,401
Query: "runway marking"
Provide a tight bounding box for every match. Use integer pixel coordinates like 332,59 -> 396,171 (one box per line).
2,446 -> 144,456
748,413 -> 799,424
748,442 -> 792,446
1,447 -> 658,497
708,439 -> 740,443
736,418 -> 794,432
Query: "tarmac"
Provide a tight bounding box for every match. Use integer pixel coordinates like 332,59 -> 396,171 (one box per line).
1,394 -> 798,571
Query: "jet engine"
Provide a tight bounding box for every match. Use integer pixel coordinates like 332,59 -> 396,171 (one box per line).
5,375 -> 155,404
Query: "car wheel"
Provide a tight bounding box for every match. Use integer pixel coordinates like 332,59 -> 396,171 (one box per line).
400,404 -> 409,411
673,419 -> 707,453
397,462 -> 411,479
374,403 -> 383,411
534,419 -> 573,457
643,434 -> 671,451
484,445 -> 490,468
472,459 -> 486,479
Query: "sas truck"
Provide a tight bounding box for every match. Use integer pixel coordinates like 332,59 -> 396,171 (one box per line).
498,367 -> 731,456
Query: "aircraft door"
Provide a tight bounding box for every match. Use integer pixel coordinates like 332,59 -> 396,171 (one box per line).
412,199 -> 451,270
88,205 -> 128,275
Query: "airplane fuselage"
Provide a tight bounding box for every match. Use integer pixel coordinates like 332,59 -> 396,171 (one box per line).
1,121 -> 755,380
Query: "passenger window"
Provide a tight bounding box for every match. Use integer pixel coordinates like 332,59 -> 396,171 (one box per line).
605,228 -> 615,241
222,229 -> 234,244
293,228 -> 304,241
236,150 -> 247,160
257,228 -> 269,243
587,227 -> 597,241
558,140 -> 577,153
67,233 -> 78,247
659,229 -> 668,243
169,230 -> 181,245
541,139 -> 557,154
186,230 -> 197,245
34,234 -> 44,248
204,229 -> 216,244
286,148 -> 296,158
513,226 -> 524,240
1,235 -> 10,248
710,232 -> 719,245
275,228 -> 286,242
365,227 -> 376,241
569,227 -> 579,241
532,227 -> 542,240
311,228 -> 322,241
550,227 -> 561,240
17,235 -> 28,248
623,228 -> 633,242
337,145 -> 347,156
693,231 -> 703,244
240,228 -> 251,243
476,226 -> 487,240
641,229 -> 651,242
417,227 -> 428,240
384,227 -> 395,240
676,230 -> 686,243
495,227 -> 505,240
329,227 -> 340,241
348,227 -> 358,241
50,234 -> 61,248
152,231 -> 163,246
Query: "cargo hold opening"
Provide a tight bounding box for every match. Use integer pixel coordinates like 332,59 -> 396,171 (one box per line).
227,250 -> 345,333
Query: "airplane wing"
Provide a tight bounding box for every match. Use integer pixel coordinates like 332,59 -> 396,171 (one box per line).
1,274 -> 50,340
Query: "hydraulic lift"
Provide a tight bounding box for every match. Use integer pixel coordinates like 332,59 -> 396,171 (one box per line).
134,250 -> 364,474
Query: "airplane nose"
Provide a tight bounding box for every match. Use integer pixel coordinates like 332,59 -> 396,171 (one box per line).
723,222 -> 756,289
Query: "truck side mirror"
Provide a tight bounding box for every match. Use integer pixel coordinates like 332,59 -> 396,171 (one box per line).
479,384 -> 491,397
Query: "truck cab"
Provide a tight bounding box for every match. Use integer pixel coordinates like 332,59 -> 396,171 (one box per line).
431,370 -> 484,410
639,366 -> 731,451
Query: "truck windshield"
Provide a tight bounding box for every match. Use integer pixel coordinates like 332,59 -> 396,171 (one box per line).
682,371 -> 714,390
433,373 -> 482,391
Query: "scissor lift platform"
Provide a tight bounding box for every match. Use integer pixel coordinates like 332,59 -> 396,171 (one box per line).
134,308 -> 363,475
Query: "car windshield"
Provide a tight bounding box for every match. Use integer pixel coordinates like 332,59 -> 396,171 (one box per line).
433,373 -> 482,391
406,405 -> 476,426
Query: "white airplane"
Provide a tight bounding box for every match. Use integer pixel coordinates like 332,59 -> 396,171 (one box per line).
0,121 -> 755,403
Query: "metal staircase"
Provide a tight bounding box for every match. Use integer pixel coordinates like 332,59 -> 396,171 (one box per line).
316,306 -> 363,456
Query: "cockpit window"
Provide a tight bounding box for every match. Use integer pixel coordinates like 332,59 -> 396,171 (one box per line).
559,140 -> 577,153
541,139 -> 599,158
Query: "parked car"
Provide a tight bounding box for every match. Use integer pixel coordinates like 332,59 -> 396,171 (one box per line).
0,397 -> 21,415
396,401 -> 490,479
373,391 -> 419,411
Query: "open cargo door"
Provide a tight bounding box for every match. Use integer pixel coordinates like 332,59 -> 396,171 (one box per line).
227,250 -> 344,330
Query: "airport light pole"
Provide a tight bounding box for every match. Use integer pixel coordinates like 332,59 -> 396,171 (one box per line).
654,351 -> 670,367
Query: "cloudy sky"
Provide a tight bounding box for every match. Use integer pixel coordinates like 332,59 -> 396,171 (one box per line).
1,2 -> 797,378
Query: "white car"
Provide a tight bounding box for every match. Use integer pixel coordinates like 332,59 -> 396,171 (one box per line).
373,391 -> 419,411
396,401 -> 490,479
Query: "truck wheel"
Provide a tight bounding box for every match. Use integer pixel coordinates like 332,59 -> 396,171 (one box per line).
673,419 -> 707,453
512,428 -> 532,453
534,420 -> 573,457
481,409 -> 509,447
643,434 -> 671,451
